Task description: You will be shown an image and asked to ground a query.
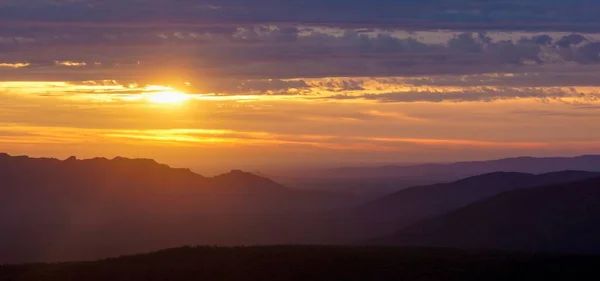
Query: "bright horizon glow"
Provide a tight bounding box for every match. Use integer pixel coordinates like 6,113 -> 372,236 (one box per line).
144,85 -> 192,104
146,91 -> 191,104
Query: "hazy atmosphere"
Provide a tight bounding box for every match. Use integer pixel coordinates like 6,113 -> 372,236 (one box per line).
3,1 -> 600,279
3,1 -> 600,173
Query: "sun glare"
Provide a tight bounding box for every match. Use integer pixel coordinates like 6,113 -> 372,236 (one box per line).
144,85 -> 192,104
147,91 -> 191,104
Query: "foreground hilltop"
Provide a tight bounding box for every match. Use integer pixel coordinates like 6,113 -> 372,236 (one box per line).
2,246 -> 599,281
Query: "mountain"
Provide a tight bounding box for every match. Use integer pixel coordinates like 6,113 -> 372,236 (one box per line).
316,171 -> 600,244
328,155 -> 600,180
354,171 -> 600,227
0,153 -> 356,263
0,153 -> 282,191
5,152 -> 600,262
274,176 -> 436,199
2,246 -> 599,281
370,176 -> 600,254
211,170 -> 285,193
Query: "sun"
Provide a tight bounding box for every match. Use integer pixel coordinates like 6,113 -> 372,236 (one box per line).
147,91 -> 191,104
140,84 -> 190,104
141,85 -> 193,104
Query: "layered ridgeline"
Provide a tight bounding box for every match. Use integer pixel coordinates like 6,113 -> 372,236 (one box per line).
370,176 -> 600,254
325,171 -> 600,243
3,153 -> 600,263
0,153 -> 356,263
328,155 -> 600,180
279,155 -> 600,197
353,171 -> 600,227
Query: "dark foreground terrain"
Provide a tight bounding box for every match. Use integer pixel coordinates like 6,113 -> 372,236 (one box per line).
2,246 -> 600,281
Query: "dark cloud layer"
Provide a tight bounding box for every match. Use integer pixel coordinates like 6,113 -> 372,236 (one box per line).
3,0 -> 600,31
329,87 -> 597,103
3,30 -> 600,80
2,1 -> 600,82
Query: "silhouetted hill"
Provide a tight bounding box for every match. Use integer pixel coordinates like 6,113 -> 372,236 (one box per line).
0,153 -> 286,192
5,152 -> 600,262
277,155 -> 600,197
0,153 -> 356,263
317,171 -> 600,244
328,155 -> 600,180
371,176 -> 600,254
211,170 -> 285,193
355,171 -> 600,227
2,246 -> 599,281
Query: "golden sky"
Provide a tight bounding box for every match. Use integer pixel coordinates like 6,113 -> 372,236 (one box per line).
3,73 -> 600,174
2,8 -> 600,173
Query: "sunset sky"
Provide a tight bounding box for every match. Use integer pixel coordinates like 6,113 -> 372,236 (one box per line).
2,0 -> 600,174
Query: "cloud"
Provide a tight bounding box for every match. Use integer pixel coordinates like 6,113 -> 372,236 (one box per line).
4,29 -> 600,80
0,123 -> 586,153
3,0 -> 600,32
203,79 -> 310,95
4,14 -> 600,84
7,73 -> 600,105
510,109 -> 599,118
327,87 -> 599,103
556,34 -> 588,48
519,34 -> 553,45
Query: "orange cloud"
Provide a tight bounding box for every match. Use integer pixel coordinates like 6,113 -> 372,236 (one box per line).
2,124 -> 595,153
0,62 -> 30,68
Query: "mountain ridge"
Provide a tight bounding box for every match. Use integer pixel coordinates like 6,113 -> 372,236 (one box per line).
327,155 -> 600,180
353,170 -> 600,226
369,176 -> 600,254
0,152 -> 285,190
0,153 -> 359,263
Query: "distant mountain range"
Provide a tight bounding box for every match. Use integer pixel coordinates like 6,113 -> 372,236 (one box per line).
327,155 -> 600,180
370,176 -> 600,254
324,170 -> 600,244
3,152 -> 600,263
353,171 -> 600,228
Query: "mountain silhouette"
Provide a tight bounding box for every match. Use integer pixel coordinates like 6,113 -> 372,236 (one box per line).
4,152 -> 600,262
370,176 -> 600,254
0,153 -> 285,191
0,153 -> 354,263
317,171 -> 600,244
328,155 -> 600,180
354,171 -> 600,227
211,170 -> 286,193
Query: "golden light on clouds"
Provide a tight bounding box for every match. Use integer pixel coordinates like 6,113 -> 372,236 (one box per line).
3,123 -> 599,151
6,76 -> 600,106
0,62 -> 30,68
55,61 -> 87,67
0,81 -> 199,104
2,73 -> 600,170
